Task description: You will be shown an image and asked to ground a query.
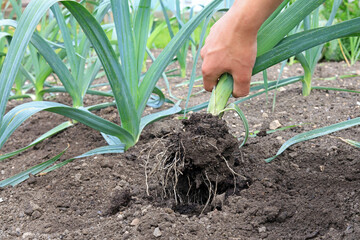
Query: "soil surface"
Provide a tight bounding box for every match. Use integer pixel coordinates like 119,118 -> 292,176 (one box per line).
0,60 -> 359,240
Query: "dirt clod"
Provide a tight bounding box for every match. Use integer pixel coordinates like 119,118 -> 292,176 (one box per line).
150,113 -> 251,215
106,189 -> 132,215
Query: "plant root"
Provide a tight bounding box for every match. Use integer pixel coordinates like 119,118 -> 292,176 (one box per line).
146,113 -> 252,215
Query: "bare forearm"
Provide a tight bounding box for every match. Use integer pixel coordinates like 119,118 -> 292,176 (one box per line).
229,0 -> 283,35
201,0 -> 283,97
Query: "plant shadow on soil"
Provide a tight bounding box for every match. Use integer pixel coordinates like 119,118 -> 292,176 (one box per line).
0,62 -> 359,239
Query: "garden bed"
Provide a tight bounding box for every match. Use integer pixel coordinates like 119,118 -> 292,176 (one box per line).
0,61 -> 359,239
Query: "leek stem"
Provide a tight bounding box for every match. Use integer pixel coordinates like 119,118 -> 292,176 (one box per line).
207,73 -> 233,116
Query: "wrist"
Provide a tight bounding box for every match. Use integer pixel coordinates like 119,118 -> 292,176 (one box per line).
229,0 -> 281,36
227,3 -> 261,37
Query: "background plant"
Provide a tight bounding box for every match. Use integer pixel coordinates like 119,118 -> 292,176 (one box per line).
322,0 -> 360,61
0,0 -> 223,178
294,0 -> 342,96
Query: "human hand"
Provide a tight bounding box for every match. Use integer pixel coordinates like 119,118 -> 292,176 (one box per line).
200,9 -> 257,98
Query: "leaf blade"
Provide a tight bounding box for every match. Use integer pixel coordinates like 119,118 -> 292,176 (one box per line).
266,117 -> 360,162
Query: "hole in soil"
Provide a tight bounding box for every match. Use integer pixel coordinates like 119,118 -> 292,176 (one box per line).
148,113 -> 252,216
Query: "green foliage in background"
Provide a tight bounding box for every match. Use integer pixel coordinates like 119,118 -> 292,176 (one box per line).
322,0 -> 360,61
149,17 -> 214,49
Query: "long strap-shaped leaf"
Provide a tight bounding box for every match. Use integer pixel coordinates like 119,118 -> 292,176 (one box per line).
0,146 -> 67,187
30,32 -> 82,106
77,5 -> 108,98
134,0 -> 151,78
254,17 -> 360,74
0,19 -> 17,27
39,144 -> 126,177
40,144 -> 126,174
111,0 -> 138,102
266,117 -> 360,162
62,1 -> 139,138
51,4 -> 79,80
0,121 -> 73,161
257,0 -> 326,56
259,0 -> 290,33
138,0 -> 222,118
0,101 -> 134,149
139,103 -> 182,135
0,0 -> 62,124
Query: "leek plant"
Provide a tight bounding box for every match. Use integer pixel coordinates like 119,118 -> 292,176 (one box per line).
159,0 -> 195,78
0,0 -> 223,186
0,2 -> 107,161
339,3 -> 360,66
0,1 -> 28,99
340,36 -> 360,66
192,0 -> 360,155
0,0 -> 223,157
20,13 -> 63,101
206,0 -> 343,114
0,18 -> 51,100
1,1 -> 105,103
295,0 -> 342,96
35,3 -> 105,107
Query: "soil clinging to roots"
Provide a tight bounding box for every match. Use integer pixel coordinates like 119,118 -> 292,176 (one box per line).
150,113 -> 251,215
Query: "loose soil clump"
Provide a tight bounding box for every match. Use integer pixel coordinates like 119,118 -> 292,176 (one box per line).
149,113 -> 251,215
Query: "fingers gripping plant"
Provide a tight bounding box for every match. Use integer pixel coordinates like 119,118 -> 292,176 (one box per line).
202,0 -> 360,153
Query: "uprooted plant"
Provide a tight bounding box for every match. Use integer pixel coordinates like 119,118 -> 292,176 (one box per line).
144,72 -> 251,215
143,0 -> 360,213
145,113 -> 250,215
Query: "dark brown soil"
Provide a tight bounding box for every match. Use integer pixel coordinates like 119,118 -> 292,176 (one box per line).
0,61 -> 359,239
146,113 -> 250,216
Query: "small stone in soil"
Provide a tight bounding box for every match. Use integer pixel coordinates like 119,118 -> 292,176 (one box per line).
130,218 -> 140,226
74,173 -> 82,181
31,210 -> 42,220
153,227 -> 162,237
269,120 -> 282,130
289,152 -> 298,158
22,232 -> 34,238
24,201 -> 42,216
258,226 -> 267,233
100,159 -> 115,169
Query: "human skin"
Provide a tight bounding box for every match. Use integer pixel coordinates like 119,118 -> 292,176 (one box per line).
200,0 -> 283,97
